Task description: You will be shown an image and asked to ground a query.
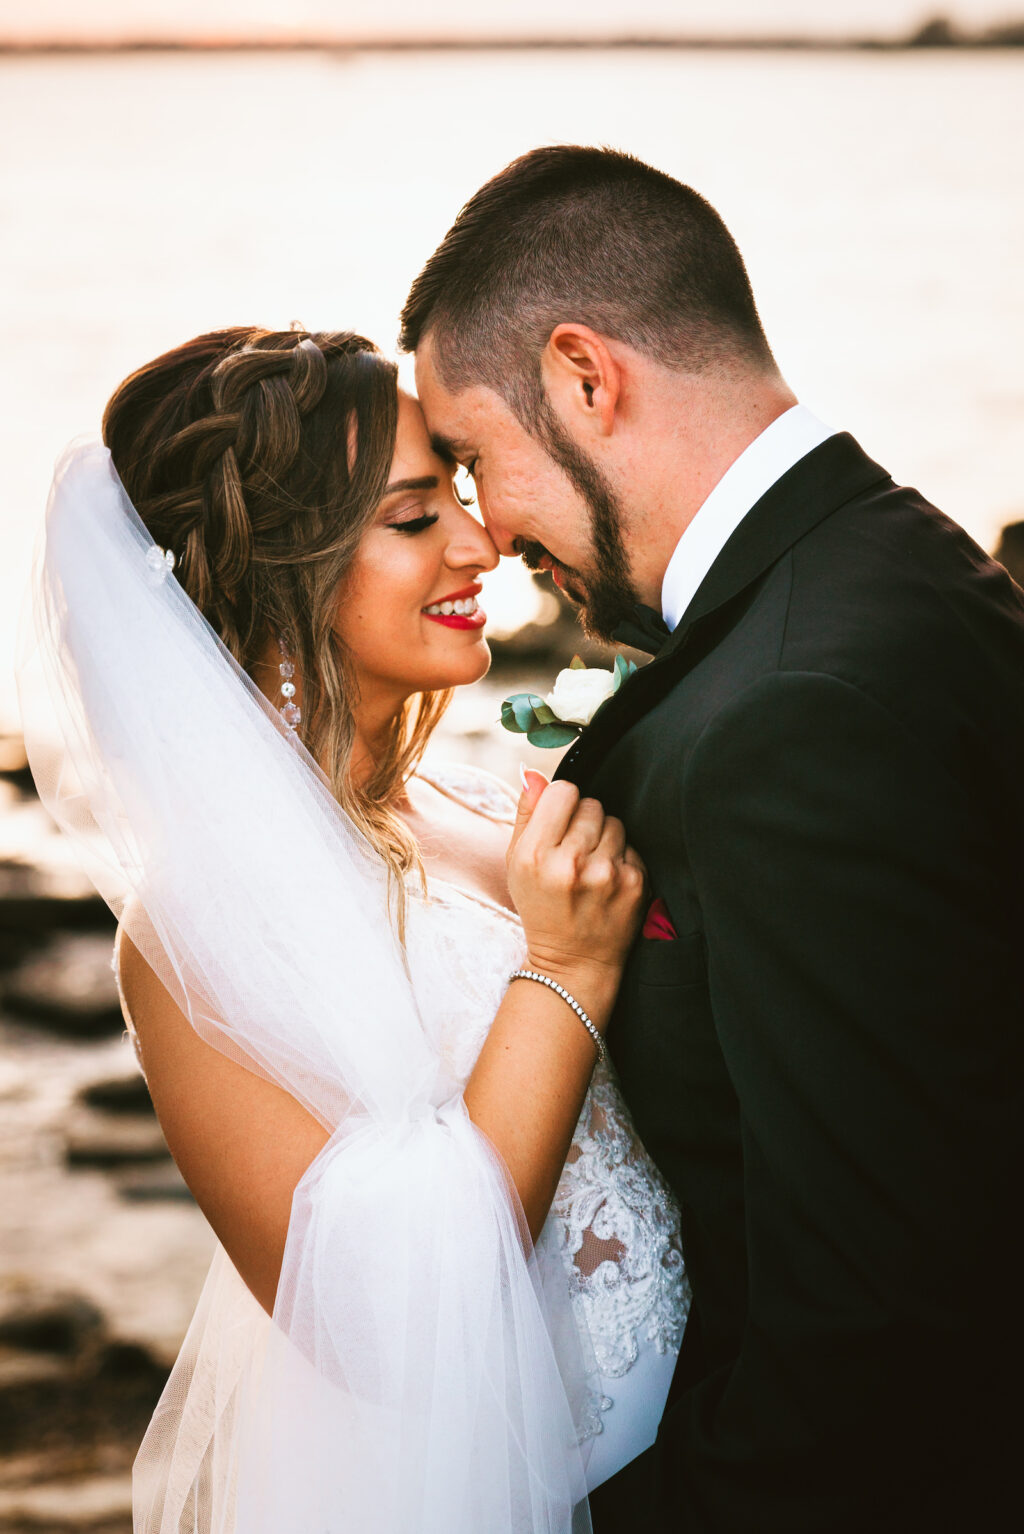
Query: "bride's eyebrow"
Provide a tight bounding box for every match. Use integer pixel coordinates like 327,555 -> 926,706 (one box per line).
382,475 -> 439,496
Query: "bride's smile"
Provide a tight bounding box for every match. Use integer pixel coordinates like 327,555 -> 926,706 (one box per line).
421,583 -> 484,627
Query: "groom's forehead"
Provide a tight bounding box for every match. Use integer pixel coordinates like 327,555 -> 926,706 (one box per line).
414,349 -> 507,447
413,341 -> 461,431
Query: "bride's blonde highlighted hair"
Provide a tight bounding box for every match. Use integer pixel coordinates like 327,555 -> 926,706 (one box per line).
102,327 -> 449,931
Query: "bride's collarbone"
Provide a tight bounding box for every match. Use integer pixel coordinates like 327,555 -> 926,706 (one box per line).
402,776 -> 516,915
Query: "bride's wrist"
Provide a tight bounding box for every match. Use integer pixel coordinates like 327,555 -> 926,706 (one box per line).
520,952 -> 621,1028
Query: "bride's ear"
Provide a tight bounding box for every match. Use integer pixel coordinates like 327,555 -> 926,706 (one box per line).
540,323 -> 621,438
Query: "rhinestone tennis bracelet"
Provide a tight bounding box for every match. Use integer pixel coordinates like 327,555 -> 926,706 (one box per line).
508,968 -> 606,1063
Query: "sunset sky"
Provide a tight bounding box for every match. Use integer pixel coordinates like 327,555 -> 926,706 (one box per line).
0,1 -> 1018,43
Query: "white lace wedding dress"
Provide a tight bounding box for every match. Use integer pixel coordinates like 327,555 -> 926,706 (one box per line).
111,759 -> 689,1500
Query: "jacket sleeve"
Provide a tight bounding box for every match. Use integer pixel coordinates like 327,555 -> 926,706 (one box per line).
588,669 -> 1020,1531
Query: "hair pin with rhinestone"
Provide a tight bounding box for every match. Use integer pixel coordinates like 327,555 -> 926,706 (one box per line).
144,544 -> 176,581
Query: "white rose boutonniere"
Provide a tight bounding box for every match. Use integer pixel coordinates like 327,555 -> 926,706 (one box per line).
499,654 -> 638,748
546,664 -> 617,726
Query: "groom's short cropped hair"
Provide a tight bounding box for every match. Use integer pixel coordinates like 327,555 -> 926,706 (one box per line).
400,145 -> 776,421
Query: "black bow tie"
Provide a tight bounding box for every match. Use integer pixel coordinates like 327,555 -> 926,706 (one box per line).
611,603 -> 672,656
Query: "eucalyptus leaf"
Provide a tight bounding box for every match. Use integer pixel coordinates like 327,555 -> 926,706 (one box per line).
512,695 -> 538,732
501,699 -> 528,734
526,721 -> 580,749
611,653 -> 639,693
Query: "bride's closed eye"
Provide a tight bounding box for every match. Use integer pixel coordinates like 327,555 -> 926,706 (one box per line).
388,511 -> 439,536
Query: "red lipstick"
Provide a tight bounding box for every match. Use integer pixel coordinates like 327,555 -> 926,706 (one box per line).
422,582 -> 487,631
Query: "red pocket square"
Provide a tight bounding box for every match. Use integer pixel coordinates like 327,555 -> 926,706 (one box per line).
642,897 -> 677,941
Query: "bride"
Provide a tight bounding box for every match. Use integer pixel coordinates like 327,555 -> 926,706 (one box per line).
18,326 -> 688,1532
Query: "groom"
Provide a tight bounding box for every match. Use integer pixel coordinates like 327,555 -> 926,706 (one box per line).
401,147 -> 1023,1529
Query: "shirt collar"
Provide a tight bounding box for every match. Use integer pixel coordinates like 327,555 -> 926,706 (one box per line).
661,403 -> 835,632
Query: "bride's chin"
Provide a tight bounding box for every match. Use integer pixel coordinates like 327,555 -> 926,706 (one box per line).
418,641 -> 492,692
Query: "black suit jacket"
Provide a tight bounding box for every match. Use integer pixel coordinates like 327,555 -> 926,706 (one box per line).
556,435 -> 1024,1531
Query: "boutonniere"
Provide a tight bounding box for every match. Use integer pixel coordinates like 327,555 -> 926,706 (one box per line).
499,654 -> 638,748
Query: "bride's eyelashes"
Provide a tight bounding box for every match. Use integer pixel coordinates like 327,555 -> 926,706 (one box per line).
388,512 -> 440,536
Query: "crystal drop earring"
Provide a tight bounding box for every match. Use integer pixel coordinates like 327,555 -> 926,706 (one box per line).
276,634 -> 301,735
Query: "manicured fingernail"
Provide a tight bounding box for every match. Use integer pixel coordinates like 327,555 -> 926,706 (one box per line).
518,761 -> 530,791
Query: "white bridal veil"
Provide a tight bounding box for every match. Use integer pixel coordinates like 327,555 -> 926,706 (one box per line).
16,438 -> 593,1532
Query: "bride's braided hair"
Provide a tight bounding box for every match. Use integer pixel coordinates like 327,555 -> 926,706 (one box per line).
102,327 -> 450,929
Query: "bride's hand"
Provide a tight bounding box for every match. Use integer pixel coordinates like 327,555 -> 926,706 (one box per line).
506,770 -> 647,1017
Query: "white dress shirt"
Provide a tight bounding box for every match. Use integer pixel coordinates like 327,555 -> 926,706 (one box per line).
660,404 -> 835,632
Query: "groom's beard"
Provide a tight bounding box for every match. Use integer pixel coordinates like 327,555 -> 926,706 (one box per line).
522,401 -> 640,642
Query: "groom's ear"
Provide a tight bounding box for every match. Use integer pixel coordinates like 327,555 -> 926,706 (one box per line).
540,324 -> 621,439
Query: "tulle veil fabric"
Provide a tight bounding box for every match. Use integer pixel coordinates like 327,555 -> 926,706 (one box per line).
16,438 -> 594,1532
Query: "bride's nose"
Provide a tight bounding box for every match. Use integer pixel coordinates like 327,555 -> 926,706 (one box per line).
444,506 -> 500,575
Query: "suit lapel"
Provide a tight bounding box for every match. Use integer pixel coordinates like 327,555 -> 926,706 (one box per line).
555,433 -> 891,786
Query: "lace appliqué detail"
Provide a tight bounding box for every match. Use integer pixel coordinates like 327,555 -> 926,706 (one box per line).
550,1060 -> 690,1383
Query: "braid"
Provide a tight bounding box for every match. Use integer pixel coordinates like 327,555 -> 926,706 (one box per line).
289,335 -> 329,412
111,331 -> 335,657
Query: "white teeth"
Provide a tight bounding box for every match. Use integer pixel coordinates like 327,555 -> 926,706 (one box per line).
423,596 -> 479,617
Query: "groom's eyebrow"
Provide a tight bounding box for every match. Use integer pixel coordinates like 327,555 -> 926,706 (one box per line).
430,433 -> 464,466
382,475 -> 439,495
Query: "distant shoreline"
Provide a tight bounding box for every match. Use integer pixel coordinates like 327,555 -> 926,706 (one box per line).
2,19 -> 1024,57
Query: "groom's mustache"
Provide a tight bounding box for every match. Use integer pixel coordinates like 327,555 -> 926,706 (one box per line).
517,538 -> 553,573
517,539 -> 588,607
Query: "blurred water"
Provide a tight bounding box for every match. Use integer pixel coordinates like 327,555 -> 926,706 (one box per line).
1,45 -> 1023,735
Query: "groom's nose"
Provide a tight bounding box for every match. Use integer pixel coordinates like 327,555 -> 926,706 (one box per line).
480,505 -> 519,559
